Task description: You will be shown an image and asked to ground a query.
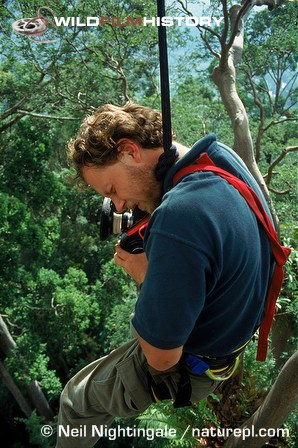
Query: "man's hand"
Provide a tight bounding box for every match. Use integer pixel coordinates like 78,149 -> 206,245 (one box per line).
114,242 -> 148,284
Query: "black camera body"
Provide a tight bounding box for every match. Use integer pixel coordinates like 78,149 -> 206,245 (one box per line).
99,198 -> 150,254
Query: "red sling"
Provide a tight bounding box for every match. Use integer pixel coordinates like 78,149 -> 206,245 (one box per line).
173,152 -> 291,361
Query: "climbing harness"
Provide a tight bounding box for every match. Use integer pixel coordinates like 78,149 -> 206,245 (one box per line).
173,152 -> 291,362
147,340 -> 250,408
148,150 -> 291,409
148,150 -> 290,405
185,340 -> 251,382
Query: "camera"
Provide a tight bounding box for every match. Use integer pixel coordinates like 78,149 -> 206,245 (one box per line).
99,198 -> 150,254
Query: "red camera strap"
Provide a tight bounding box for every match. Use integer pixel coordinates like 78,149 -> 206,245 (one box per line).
173,152 -> 291,361
126,214 -> 150,239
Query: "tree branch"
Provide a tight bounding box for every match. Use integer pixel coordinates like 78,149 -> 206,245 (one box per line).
211,0 -> 281,230
220,0 -> 230,46
0,73 -> 49,121
242,65 -> 265,162
198,28 -> 221,59
177,0 -> 222,56
16,110 -> 80,121
227,0 -> 253,52
263,116 -> 298,133
266,146 -> 298,186
224,351 -> 298,448
0,361 -> 33,418
0,315 -> 54,419
0,98 -> 28,121
268,187 -> 291,195
0,116 -> 23,133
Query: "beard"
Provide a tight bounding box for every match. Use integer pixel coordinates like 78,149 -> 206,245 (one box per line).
124,164 -> 163,213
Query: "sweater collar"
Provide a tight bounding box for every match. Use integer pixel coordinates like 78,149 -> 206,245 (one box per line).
163,133 -> 217,192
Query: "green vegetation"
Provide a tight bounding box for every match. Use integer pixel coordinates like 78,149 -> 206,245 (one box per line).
0,1 -> 297,447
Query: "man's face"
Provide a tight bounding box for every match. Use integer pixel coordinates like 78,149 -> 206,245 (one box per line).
82,158 -> 162,214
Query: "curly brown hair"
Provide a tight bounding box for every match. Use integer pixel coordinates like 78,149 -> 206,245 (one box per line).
68,102 -> 170,178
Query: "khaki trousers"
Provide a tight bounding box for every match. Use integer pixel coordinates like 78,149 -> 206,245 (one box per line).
56,338 -> 219,448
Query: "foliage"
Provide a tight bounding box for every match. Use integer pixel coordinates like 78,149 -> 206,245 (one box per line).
243,340 -> 277,391
103,295 -> 137,352
0,0 -> 297,446
6,334 -> 62,399
18,411 -> 55,448
243,2 -> 297,116
136,400 -> 219,447
171,74 -> 234,146
0,0 -> 161,125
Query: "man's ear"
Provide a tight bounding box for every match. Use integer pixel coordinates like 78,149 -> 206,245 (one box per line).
116,138 -> 142,164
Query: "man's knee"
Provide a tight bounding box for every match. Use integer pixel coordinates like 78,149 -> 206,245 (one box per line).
58,374 -> 90,423
58,382 -> 76,421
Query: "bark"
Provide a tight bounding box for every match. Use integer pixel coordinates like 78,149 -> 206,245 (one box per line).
0,315 -> 54,420
224,351 -> 298,448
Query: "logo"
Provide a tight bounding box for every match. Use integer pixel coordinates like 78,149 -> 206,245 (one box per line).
12,6 -> 224,43
12,7 -> 57,43
52,16 -> 224,28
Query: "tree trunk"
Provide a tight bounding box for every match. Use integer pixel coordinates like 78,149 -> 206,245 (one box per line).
0,315 -> 16,353
0,360 -> 33,418
224,351 -> 298,448
212,63 -> 268,191
26,380 -> 55,420
211,3 -> 279,230
271,313 -> 296,368
0,315 -> 54,420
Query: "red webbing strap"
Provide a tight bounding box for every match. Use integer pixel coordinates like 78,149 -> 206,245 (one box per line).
173,152 -> 291,361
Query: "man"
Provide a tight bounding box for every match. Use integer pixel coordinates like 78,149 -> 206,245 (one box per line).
56,102 -> 274,447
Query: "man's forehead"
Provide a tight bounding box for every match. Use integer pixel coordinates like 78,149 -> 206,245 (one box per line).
82,165 -> 107,190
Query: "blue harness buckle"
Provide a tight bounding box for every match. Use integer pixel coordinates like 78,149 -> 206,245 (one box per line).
184,353 -> 210,375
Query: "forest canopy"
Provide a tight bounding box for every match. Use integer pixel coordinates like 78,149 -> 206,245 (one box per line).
0,1 -> 297,447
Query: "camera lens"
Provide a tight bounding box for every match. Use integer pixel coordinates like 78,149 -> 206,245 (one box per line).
120,233 -> 144,254
112,213 -> 124,234
99,198 -> 115,241
100,198 -> 135,240
99,198 -> 149,250
112,210 -> 134,234
121,211 -> 134,229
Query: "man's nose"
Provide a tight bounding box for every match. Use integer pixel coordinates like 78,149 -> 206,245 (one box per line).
113,198 -> 126,213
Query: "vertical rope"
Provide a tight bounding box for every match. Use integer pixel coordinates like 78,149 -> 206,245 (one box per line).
157,0 -> 172,152
155,0 -> 178,181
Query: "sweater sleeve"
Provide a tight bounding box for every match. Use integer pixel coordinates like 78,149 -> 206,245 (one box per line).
132,229 -> 213,350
